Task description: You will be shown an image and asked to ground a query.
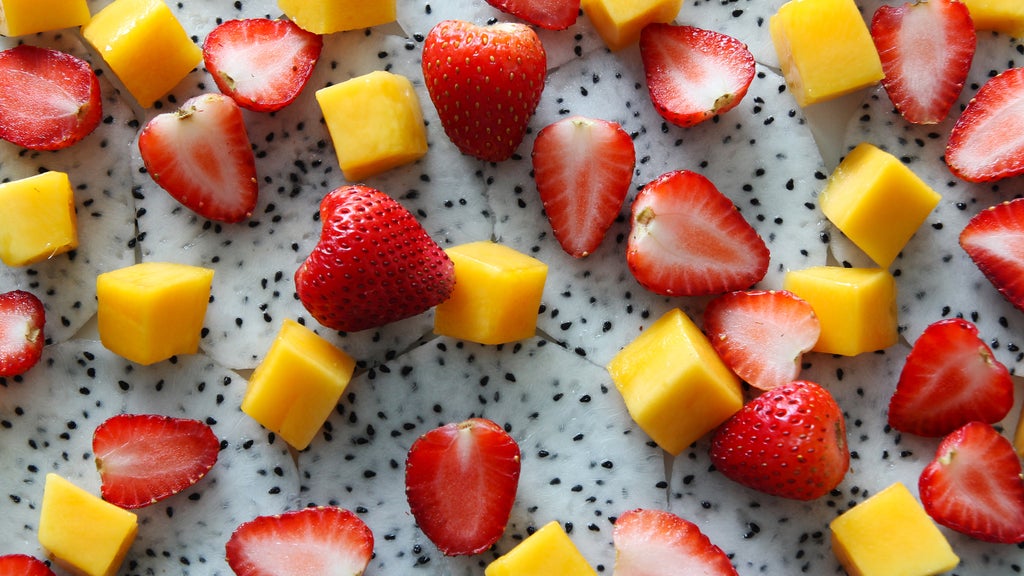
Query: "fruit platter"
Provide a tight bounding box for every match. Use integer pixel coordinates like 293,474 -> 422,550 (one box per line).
1,0 -> 1023,574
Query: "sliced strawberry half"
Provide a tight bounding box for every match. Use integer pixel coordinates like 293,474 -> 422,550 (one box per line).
531,115 -> 636,258
0,554 -> 56,575
919,421 -> 1024,544
946,66 -> 1024,182
484,0 -> 580,30
639,24 -> 755,128
0,45 -> 102,150
959,198 -> 1024,313
404,418 -> 521,556
225,506 -> 374,576
888,318 -> 1014,437
92,413 -> 220,509
203,18 -> 323,113
626,170 -> 769,297
138,93 -> 259,223
703,290 -> 820,391
613,509 -> 739,575
0,290 -> 45,378
870,0 -> 975,124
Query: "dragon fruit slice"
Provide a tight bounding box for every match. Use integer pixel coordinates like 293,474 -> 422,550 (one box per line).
0,340 -> 299,575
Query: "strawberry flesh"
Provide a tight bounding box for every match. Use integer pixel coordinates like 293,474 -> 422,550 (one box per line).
959,197 -> 1024,312
0,290 -> 45,378
0,554 -> 55,576
613,509 -> 739,576
946,66 -> 1024,182
484,0 -> 580,30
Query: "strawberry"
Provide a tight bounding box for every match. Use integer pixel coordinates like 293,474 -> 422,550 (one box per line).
703,290 -> 821,391
531,115 -> 636,258
422,20 -> 547,162
639,24 -> 755,128
919,421 -> 1024,544
138,93 -> 259,223
203,18 -> 323,113
404,418 -> 521,555
709,380 -> 849,501
959,198 -> 1024,312
294,185 -> 455,332
0,290 -> 45,378
0,554 -> 55,575
613,509 -> 739,576
626,170 -> 769,297
870,0 -> 975,125
225,506 -> 374,576
888,318 -> 1013,437
484,0 -> 580,30
92,413 -> 219,509
946,66 -> 1024,182
0,45 -> 101,151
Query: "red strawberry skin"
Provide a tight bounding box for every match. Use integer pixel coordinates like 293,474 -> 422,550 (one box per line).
203,18 -> 323,113
531,115 -> 636,258
225,506 -> 374,576
138,93 -> 259,223
919,421 -> 1024,544
946,66 -> 1024,182
959,198 -> 1024,312
871,0 -> 975,124
422,20 -> 547,162
0,45 -> 101,151
888,318 -> 1013,437
613,509 -> 739,576
92,413 -> 219,509
484,0 -> 580,30
626,170 -> 769,297
640,24 -> 755,128
0,554 -> 56,576
710,381 -> 849,501
294,185 -> 455,333
0,290 -> 45,378
405,418 -> 521,555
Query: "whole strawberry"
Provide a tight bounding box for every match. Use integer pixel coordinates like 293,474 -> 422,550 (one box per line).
422,19 -> 547,162
710,380 -> 849,501
295,185 -> 455,332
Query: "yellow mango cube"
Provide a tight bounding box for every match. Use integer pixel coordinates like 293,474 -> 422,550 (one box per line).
581,0 -> 683,51
770,0 -> 883,106
433,241 -> 548,345
38,473 -> 138,576
830,483 -> 960,576
278,0 -> 396,34
81,0 -> 202,107
0,0 -> 89,36
821,143 -> 941,268
96,262 -> 214,365
963,0 -> 1024,36
783,267 -> 898,357
485,521 -> 598,576
606,308 -> 743,455
0,171 -> 78,267
241,318 -> 357,450
317,71 -> 428,181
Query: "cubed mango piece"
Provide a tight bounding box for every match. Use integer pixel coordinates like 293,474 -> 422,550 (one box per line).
241,318 -> 357,450
770,0 -> 883,106
485,521 -> 598,576
0,171 -> 78,267
96,262 -> 214,365
278,0 -> 396,34
81,0 -> 202,107
581,0 -> 683,51
433,241 -> 548,345
783,266 -> 898,357
317,71 -> 428,181
606,308 -> 743,455
820,143 -> 941,268
0,0 -> 89,36
38,473 -> 138,576
830,482 -> 960,576
962,0 -> 1024,36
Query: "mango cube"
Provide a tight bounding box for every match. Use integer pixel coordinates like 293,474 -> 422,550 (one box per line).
0,171 -> 78,267
317,71 -> 428,181
581,0 -> 683,51
783,266 -> 898,357
830,482 -> 960,576
96,262 -> 214,365
485,521 -> 598,576
81,0 -> 202,107
241,318 -> 357,450
606,308 -> 743,455
821,143 -> 941,268
38,473 -> 138,576
433,241 -> 548,345
0,0 -> 89,36
770,0 -> 883,106
278,0 -> 396,34
963,0 -> 1024,36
